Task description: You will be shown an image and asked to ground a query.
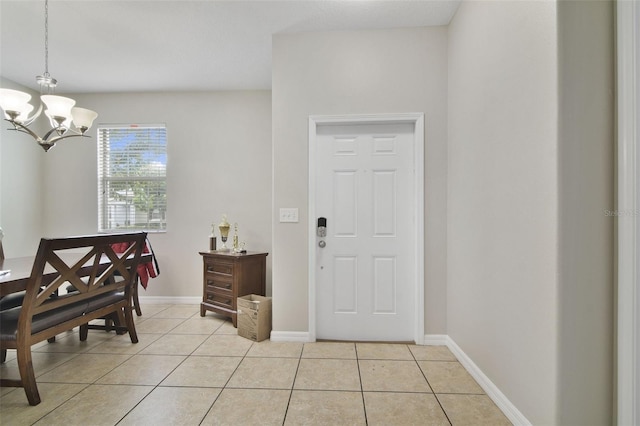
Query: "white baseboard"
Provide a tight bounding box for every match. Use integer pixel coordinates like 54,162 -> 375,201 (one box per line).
423,334 -> 449,345
445,336 -> 531,426
138,296 -> 200,305
269,331 -> 312,342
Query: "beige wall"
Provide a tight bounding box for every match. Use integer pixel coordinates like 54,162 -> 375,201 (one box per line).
38,90 -> 273,299
1,3 -> 617,422
272,27 -> 449,334
448,0 -> 613,424
0,77 -> 45,257
447,2 -> 559,422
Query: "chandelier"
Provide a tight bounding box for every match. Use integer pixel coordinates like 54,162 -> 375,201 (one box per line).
0,0 -> 98,152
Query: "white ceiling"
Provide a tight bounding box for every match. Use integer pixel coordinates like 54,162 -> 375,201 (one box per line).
0,0 -> 460,93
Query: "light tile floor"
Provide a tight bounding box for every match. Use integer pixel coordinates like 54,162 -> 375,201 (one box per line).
0,304 -> 512,425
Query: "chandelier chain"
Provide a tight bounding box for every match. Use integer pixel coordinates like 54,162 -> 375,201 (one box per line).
44,0 -> 49,76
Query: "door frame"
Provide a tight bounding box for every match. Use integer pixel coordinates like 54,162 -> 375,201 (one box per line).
308,113 -> 425,344
617,1 -> 639,423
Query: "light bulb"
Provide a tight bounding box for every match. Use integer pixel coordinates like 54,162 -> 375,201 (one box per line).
71,107 -> 98,132
41,95 -> 75,122
14,103 -> 34,123
0,88 -> 32,120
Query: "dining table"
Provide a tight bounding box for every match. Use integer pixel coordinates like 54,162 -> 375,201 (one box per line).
0,252 -> 153,297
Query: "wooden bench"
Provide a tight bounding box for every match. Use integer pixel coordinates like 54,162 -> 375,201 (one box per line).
0,232 -> 146,406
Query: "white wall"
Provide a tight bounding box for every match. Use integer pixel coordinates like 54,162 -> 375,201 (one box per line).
272,27 -> 449,334
40,90 -> 273,299
0,77 -> 45,257
448,0 -> 613,424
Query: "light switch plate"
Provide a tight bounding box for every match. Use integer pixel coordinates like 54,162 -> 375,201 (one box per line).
279,208 -> 299,223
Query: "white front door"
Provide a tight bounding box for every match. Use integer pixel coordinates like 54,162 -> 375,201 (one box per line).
313,120 -> 417,341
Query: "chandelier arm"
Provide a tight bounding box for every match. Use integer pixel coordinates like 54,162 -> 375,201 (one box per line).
41,133 -> 85,151
42,126 -> 64,141
5,119 -> 86,145
21,103 -> 44,127
4,119 -> 45,142
42,126 -> 83,141
48,133 -> 84,144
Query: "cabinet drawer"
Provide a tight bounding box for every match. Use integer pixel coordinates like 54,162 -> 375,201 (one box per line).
204,260 -> 234,276
205,291 -> 233,309
205,276 -> 232,291
204,273 -> 233,289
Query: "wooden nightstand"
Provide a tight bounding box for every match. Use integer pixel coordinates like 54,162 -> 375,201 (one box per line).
198,250 -> 268,327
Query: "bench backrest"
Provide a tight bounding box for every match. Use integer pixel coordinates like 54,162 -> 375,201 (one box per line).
19,232 -> 147,329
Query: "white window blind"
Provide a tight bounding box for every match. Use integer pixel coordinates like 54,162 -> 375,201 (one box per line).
97,124 -> 167,232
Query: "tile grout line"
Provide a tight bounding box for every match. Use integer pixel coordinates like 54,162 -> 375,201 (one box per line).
355,342 -> 370,426
106,305 -> 217,425
410,350 -> 453,426
19,307 -> 173,425
173,311 -> 230,426
115,305 -> 183,426
281,342 -> 304,426
3,307 -> 498,425
4,304 -> 173,425
22,324 -> 138,425
196,327 -> 254,426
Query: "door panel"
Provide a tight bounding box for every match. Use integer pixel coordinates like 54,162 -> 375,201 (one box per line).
333,256 -> 357,313
373,256 -> 396,314
373,170 -> 396,236
333,171 -> 357,236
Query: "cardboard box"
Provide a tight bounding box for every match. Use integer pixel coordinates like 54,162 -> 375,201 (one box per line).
237,294 -> 272,342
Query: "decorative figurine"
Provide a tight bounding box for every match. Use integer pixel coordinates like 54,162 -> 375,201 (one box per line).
218,215 -> 231,251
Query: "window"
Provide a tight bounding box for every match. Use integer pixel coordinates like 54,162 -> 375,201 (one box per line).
98,124 -> 167,232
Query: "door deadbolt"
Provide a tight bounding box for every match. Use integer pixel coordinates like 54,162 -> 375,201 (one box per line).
317,217 -> 327,238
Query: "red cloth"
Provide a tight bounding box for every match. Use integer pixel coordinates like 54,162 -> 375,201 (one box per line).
110,241 -> 158,289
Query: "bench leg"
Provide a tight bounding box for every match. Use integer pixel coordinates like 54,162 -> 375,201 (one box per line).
133,279 -> 142,316
17,347 -> 41,405
114,309 -> 127,335
79,323 -> 88,341
123,306 -> 139,344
